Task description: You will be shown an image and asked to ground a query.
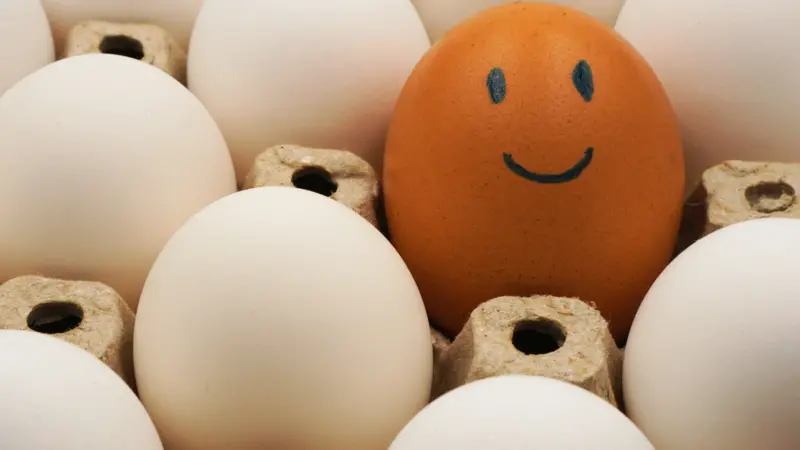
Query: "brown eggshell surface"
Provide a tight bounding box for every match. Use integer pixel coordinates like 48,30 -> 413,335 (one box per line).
383,3 -> 684,344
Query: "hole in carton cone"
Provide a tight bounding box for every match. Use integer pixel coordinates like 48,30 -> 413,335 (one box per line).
292,166 -> 338,197
27,301 -> 84,334
745,181 -> 795,213
512,319 -> 566,355
99,35 -> 145,60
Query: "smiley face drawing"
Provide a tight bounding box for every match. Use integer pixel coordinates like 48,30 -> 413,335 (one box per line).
383,3 -> 685,344
492,61 -> 596,184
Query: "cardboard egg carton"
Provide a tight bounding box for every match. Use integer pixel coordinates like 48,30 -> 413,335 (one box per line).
675,160 -> 800,254
243,144 -> 380,228
0,275 -> 135,389
64,20 -> 187,83
239,144 -> 630,408
430,295 -> 623,408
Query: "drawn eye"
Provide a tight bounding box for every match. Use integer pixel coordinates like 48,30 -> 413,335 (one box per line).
486,67 -> 506,104
572,60 -> 594,102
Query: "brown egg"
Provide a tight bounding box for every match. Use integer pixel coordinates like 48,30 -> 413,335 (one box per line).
383,2 -> 684,344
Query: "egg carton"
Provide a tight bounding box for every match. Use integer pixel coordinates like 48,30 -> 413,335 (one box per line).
237,145 -> 800,416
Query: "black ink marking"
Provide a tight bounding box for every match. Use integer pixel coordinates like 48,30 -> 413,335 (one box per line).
486,67 -> 507,104
503,148 -> 594,184
572,60 -> 594,102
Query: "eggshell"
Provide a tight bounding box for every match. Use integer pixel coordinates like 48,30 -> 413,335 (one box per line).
412,0 -> 627,42
0,0 -> 54,95
0,330 -> 163,449
134,187 -> 432,449
614,1 -> 800,193
390,375 -> 653,449
187,0 -> 431,182
0,54 -> 236,309
383,3 -> 685,343
624,217 -> 800,449
41,0 -> 204,54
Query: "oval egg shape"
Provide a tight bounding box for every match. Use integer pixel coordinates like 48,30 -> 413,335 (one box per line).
0,54 -> 236,309
188,0 -> 431,183
135,187 -> 432,448
624,218 -> 800,449
383,3 -> 685,343
615,0 -> 800,193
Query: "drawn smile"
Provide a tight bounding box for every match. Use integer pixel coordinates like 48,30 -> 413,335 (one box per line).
503,147 -> 594,184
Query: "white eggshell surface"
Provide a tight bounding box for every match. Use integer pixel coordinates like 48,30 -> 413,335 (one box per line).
134,187 -> 432,449
41,0 -> 204,54
412,0 -> 627,43
624,218 -> 800,449
0,54 -> 236,309
390,375 -> 653,449
188,0 -> 431,182
615,1 -> 800,193
0,330 -> 163,450
0,0 -> 54,96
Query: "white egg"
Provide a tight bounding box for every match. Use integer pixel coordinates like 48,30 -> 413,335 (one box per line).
615,1 -> 800,193
0,330 -> 163,449
0,0 -> 54,96
624,218 -> 800,449
0,54 -> 236,309
412,0 -> 627,43
390,375 -> 653,449
187,0 -> 431,182
134,187 -> 432,449
41,0 -> 204,54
